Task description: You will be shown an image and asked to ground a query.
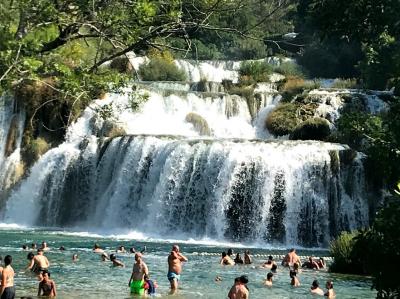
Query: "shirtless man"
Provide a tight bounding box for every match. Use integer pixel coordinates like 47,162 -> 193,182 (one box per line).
264,272 -> 273,287
40,242 -> 50,251
167,245 -> 188,294
37,270 -> 56,297
228,275 -> 249,299
0,255 -> 15,299
220,252 -> 235,266
325,280 -> 336,298
93,243 -> 104,254
128,253 -> 148,295
28,249 -> 50,275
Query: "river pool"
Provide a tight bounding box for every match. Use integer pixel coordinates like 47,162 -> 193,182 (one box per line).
0,226 -> 375,298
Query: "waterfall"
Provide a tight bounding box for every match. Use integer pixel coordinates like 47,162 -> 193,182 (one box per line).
0,58 -> 376,247
0,96 -> 25,203
3,135 -> 368,247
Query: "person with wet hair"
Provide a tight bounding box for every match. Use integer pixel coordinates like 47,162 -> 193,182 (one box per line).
92,243 -> 104,253
244,250 -> 252,264
220,252 -> 235,266
227,248 -> 233,257
37,270 -> 56,297
325,280 -> 336,298
271,263 -> 278,273
109,254 -> 125,267
0,255 -> 15,299
228,276 -> 249,299
264,272 -> 273,287
310,280 -> 324,295
234,253 -> 244,264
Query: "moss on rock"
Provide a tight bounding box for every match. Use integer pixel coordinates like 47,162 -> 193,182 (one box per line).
185,112 -> 211,136
266,103 -> 300,136
290,117 -> 331,141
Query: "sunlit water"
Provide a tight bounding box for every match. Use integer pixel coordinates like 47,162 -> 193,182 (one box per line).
0,227 -> 375,298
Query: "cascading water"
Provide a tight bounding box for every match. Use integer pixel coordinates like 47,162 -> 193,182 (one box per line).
0,96 -> 25,205
0,59 -> 380,247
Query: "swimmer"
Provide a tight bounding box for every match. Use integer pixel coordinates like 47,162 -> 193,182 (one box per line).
101,253 -> 109,262
0,255 -> 15,299
325,280 -> 336,298
317,258 -> 326,269
227,248 -> 233,257
93,243 -> 104,253
72,254 -> 78,262
128,253 -> 148,295
302,256 -> 320,270
264,272 -> 273,287
40,242 -> 50,251
234,253 -> 244,264
37,270 -> 56,297
215,276 -> 222,282
22,245 -> 28,251
144,274 -> 157,296
116,246 -> 126,253
244,250 -> 252,264
262,255 -> 276,268
311,280 -> 324,296
110,254 -> 125,267
228,275 -> 249,299
167,245 -> 188,294
220,252 -> 235,266
59,246 -> 65,251
31,243 -> 37,250
290,270 -> 300,287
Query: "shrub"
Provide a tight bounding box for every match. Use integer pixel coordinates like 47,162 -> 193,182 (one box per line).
185,112 -> 211,136
110,56 -> 134,74
388,77 -> 400,96
331,78 -> 359,89
274,61 -> 305,78
290,117 -> 331,141
329,231 -> 365,274
239,61 -> 274,84
266,103 -> 300,136
279,76 -> 321,101
23,137 -> 50,166
139,57 -> 187,81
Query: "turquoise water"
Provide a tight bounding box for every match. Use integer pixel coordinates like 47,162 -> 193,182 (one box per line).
0,227 -> 375,298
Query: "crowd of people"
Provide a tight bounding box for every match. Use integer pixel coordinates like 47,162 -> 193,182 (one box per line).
0,242 -> 336,298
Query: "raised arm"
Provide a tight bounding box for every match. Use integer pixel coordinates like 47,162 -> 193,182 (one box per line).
178,253 -> 188,262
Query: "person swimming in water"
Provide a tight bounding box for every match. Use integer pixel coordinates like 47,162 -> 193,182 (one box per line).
302,256 -> 320,270
244,250 -> 252,264
262,255 -> 276,268
167,245 -> 188,294
271,263 -> 278,273
220,252 -> 235,266
264,272 -> 273,287
93,243 -> 104,253
37,270 -> 56,297
325,280 -> 336,298
234,253 -> 244,264
110,254 -> 125,267
72,254 -> 78,262
310,280 -> 324,296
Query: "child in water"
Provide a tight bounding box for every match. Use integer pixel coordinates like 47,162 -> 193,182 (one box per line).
290,270 -> 300,287
144,274 -> 158,296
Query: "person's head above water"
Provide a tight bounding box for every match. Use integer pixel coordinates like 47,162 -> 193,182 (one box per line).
221,251 -> 227,257
94,243 -> 100,249
227,249 -> 233,256
271,264 -> 277,271
4,255 -> 12,266
37,248 -> 44,254
312,280 -> 319,289
268,255 -> 273,261
239,275 -> 249,284
27,252 -> 34,260
135,252 -> 142,262
326,280 -> 334,289
172,244 -> 180,252
267,272 -> 273,280
110,254 -> 116,261
289,248 -> 295,253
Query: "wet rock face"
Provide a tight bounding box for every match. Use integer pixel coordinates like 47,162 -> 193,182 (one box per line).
5,116 -> 19,157
290,117 -> 331,141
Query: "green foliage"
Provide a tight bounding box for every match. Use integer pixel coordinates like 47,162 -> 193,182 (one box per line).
239,61 -> 273,84
279,76 -> 321,102
331,79 -> 359,89
290,117 -> 331,141
23,137 -> 50,166
274,61 -> 304,78
139,57 -> 186,81
329,231 -> 365,274
266,103 -> 300,136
